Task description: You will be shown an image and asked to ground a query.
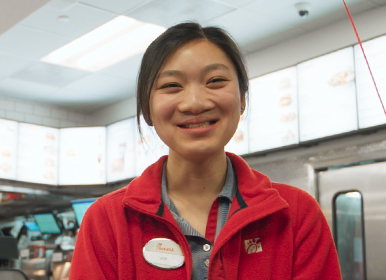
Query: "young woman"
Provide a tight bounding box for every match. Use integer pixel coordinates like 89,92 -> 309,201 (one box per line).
70,23 -> 341,279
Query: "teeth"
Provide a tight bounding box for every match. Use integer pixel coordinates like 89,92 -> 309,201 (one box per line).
183,122 -> 211,129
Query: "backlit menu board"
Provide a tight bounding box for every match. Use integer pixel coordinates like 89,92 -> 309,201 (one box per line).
17,123 -> 59,185
135,116 -> 168,176
0,118 -> 18,180
225,114 -> 249,155
249,67 -> 299,152
298,47 -> 358,141
354,35 -> 386,128
59,127 -> 106,185
106,118 -> 136,182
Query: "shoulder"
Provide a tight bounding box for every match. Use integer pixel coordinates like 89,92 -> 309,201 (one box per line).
98,185 -> 128,205
272,183 -> 316,204
272,182 -> 320,215
85,186 -> 128,219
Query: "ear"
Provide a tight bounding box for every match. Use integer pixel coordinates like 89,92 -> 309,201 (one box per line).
240,95 -> 246,115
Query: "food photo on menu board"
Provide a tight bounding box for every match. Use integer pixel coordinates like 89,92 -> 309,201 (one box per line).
354,35 -> 386,129
297,47 -> 358,142
248,67 -> 299,153
59,127 -> 106,185
0,118 -> 18,180
106,118 -> 136,183
135,116 -> 169,176
16,123 -> 59,185
225,113 -> 249,155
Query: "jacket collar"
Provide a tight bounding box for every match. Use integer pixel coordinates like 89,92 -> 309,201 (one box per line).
123,153 -> 288,220
122,155 -> 168,216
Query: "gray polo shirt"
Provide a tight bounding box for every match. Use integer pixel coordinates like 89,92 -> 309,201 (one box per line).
161,157 -> 237,280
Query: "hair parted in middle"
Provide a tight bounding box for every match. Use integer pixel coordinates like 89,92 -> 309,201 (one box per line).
136,22 -> 249,131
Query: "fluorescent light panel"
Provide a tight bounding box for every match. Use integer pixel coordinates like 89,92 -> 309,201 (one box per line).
41,16 -> 166,72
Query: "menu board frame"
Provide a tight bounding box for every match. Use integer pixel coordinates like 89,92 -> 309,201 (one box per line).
59,126 -> 107,186
106,118 -> 136,183
354,34 -> 386,129
16,122 -> 60,185
0,118 -> 18,180
248,66 -> 300,153
297,47 -> 358,142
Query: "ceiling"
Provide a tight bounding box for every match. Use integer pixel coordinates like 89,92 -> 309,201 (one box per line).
0,0 -> 384,113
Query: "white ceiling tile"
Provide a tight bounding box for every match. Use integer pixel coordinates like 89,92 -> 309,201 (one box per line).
79,0 -> 148,14
0,78 -> 58,101
100,53 -> 143,79
241,27 -> 307,54
65,73 -> 135,99
0,25 -> 72,60
19,3 -> 117,39
216,0 -> 256,8
299,1 -> 377,31
209,8 -> 290,46
12,62 -> 90,87
244,0 -> 366,29
0,52 -> 35,77
126,0 -> 235,27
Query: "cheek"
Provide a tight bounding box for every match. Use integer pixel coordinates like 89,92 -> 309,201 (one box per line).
150,94 -> 175,124
220,89 -> 241,115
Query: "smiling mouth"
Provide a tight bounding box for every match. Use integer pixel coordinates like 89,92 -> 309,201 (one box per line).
178,121 -> 216,129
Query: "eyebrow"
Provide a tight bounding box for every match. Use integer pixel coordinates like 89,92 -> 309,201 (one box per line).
202,63 -> 231,75
157,70 -> 185,79
156,63 -> 231,80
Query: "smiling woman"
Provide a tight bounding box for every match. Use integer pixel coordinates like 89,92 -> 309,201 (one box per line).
150,40 -> 243,162
70,23 -> 342,280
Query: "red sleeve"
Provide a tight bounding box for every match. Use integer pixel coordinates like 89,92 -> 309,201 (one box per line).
69,200 -> 118,280
292,189 -> 342,280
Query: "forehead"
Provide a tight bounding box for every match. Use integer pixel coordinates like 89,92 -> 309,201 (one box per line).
159,40 -> 235,71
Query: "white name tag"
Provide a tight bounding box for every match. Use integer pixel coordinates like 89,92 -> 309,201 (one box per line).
143,238 -> 184,269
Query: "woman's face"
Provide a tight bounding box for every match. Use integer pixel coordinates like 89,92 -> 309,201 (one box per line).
149,40 -> 244,160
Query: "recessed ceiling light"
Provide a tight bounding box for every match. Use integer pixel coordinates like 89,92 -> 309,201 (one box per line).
41,16 -> 166,72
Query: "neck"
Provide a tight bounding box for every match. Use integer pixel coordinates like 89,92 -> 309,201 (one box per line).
166,150 -> 228,198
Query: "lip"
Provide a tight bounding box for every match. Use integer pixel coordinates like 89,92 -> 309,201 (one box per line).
176,118 -> 218,135
177,117 -> 218,127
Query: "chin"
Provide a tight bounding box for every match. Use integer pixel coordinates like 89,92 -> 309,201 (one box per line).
173,143 -> 226,160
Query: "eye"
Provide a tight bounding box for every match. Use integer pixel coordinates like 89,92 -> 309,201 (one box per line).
208,77 -> 228,84
160,83 -> 181,89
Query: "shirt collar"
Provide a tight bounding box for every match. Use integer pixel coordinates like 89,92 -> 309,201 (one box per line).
161,156 -> 237,215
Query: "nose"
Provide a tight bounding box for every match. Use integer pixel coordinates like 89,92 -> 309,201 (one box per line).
177,84 -> 214,114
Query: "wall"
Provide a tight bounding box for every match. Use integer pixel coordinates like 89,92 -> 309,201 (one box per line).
88,96 -> 136,126
0,96 -> 91,127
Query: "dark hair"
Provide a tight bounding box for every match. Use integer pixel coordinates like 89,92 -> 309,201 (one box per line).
136,22 -> 249,130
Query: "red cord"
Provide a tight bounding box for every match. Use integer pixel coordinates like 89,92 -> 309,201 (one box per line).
342,0 -> 386,116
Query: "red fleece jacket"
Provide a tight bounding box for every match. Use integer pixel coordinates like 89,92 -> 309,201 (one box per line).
70,153 -> 342,279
